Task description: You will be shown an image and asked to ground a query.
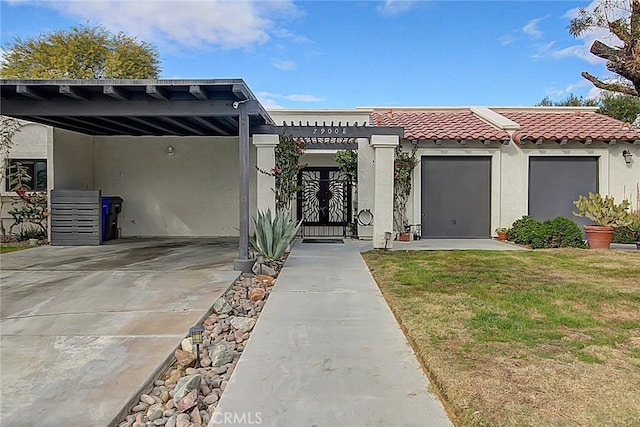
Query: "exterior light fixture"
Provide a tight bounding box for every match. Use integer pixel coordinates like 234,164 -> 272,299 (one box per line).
411,139 -> 419,146
622,150 -> 633,164
167,146 -> 175,156
384,231 -> 392,250
189,325 -> 205,368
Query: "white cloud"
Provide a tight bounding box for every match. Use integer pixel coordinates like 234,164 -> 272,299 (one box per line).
257,91 -> 325,108
530,41 -> 556,61
272,59 -> 296,71
499,34 -> 517,46
378,0 -> 416,17
522,18 -> 544,39
40,0 -> 301,50
555,0 -> 624,64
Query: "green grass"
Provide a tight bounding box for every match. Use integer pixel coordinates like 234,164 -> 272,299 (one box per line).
0,246 -> 29,254
364,249 -> 640,427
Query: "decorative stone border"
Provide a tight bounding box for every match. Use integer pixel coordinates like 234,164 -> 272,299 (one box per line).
116,273 -> 275,427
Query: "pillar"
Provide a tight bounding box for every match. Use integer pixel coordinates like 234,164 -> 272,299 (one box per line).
357,137 -> 374,239
371,135 -> 399,249
253,134 -> 279,214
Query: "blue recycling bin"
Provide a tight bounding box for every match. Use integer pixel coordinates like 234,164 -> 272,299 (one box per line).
101,196 -> 123,242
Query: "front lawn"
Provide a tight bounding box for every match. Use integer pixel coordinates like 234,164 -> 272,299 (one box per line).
363,249 -> 640,427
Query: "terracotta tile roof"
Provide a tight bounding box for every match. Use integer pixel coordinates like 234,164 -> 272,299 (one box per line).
370,110 -> 509,142
501,111 -> 640,144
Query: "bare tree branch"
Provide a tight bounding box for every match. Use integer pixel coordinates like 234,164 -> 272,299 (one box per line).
581,71 -> 639,96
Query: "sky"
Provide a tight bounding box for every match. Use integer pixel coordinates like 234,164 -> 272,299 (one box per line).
0,0 -> 625,109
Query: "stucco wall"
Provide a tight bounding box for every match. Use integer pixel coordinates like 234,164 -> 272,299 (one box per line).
52,128 -> 95,190
1,122 -> 52,234
92,136 -> 255,237
408,140 -> 640,236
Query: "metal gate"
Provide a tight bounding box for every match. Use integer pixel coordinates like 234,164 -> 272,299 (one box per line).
297,167 -> 352,237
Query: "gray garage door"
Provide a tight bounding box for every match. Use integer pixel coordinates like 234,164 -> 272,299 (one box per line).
529,157 -> 598,226
421,156 -> 491,238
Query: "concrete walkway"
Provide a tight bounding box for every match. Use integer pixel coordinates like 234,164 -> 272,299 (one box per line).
212,241 -> 453,427
1,238 -> 238,427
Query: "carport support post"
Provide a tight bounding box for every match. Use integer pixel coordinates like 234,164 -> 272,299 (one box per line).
371,135 -> 399,249
234,103 -> 254,272
253,134 -> 279,214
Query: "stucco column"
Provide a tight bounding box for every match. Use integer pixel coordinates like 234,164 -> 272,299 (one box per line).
253,134 -> 279,214
357,137 -> 374,239
371,135 -> 399,249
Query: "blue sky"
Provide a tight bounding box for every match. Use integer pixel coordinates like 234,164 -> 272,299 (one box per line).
0,0 -> 619,108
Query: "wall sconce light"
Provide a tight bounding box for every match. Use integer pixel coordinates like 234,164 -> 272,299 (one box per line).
189,325 -> 204,368
411,139 -> 419,146
167,146 -> 175,156
622,150 -> 633,164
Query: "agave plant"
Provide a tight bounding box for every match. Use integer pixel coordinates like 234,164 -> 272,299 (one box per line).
250,209 -> 301,262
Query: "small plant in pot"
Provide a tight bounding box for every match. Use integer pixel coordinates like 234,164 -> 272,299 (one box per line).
495,227 -> 508,241
572,192 -> 632,249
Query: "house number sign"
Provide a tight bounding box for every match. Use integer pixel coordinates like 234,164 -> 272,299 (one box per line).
313,127 -> 349,135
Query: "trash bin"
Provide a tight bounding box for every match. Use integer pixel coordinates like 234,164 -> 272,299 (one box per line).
101,196 -> 123,242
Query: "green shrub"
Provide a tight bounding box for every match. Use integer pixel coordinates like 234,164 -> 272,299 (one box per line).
507,216 -> 586,249
612,227 -> 636,244
538,217 -> 586,249
507,216 -> 540,244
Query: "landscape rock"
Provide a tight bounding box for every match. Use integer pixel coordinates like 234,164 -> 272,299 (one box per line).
203,393 -> 219,405
229,316 -> 256,332
181,338 -> 193,353
255,274 -> 275,285
175,349 -> 196,368
146,403 -> 164,421
252,262 -> 276,277
212,297 -> 232,315
209,342 -> 234,367
248,287 -> 266,302
173,374 -> 202,402
175,388 -> 198,413
176,413 -> 190,427
140,394 -> 155,405
191,406 -> 202,425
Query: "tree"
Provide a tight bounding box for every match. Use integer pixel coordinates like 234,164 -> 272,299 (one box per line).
1,24 -> 160,79
537,92 -> 640,123
537,94 -> 599,107
0,116 -> 23,238
568,0 -> 640,97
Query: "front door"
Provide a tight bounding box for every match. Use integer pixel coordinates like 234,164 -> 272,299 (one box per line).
297,167 -> 352,237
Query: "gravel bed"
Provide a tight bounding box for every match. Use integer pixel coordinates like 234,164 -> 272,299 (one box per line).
116,273 -> 276,427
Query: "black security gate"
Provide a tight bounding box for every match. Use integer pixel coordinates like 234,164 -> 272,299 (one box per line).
297,167 -> 352,237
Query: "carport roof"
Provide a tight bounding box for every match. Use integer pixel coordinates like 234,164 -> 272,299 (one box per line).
0,79 -> 274,136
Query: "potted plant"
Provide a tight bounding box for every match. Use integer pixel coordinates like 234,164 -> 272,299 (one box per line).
393,145 -> 418,240
495,227 -> 508,241
572,192 -> 632,249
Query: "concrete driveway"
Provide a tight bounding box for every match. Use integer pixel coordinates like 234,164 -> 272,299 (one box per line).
1,238 -> 239,427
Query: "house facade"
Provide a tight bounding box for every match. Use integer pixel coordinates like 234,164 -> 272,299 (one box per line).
1,80 -> 639,258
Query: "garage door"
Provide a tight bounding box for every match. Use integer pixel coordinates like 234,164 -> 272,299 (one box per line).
529,157 -> 598,226
421,156 -> 491,238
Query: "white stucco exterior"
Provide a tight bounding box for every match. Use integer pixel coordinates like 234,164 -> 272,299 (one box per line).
2,108 -> 639,243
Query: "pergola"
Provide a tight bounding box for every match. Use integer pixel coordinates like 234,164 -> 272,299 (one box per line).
0,79 -> 273,270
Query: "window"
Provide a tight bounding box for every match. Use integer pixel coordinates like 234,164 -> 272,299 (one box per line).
5,159 -> 47,191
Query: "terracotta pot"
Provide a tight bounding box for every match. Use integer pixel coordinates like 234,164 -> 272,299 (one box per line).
583,225 -> 615,249
398,233 -> 411,241
497,231 -> 507,241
